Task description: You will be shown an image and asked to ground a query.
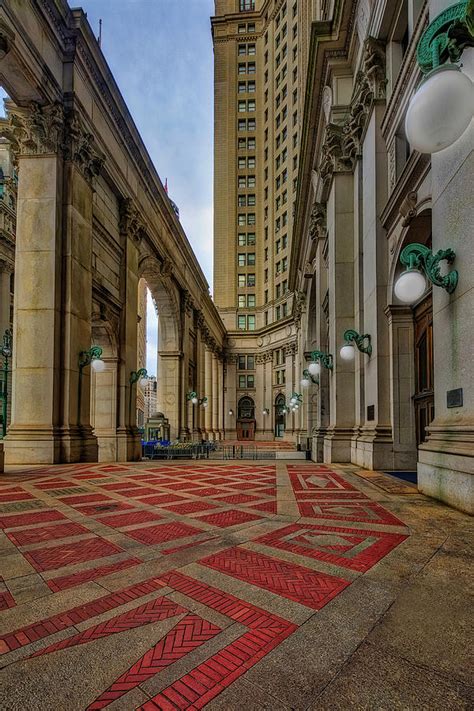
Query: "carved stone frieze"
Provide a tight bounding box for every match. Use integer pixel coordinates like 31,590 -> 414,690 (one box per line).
7,102 -> 64,158
309,202 -> 327,241
293,291 -> 306,327
119,197 -> 145,244
64,111 -> 104,182
284,342 -> 297,356
182,289 -> 195,317
196,311 -> 206,331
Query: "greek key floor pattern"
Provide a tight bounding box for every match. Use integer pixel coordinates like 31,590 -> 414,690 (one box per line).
0,460 -> 410,709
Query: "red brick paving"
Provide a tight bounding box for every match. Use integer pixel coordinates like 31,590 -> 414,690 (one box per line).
0,462 -> 409,710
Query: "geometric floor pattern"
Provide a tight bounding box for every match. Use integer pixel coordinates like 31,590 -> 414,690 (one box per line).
0,461 -> 409,709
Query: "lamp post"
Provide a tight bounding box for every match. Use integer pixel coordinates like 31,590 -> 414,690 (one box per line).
1,329 -> 12,438
394,242 -> 458,304
78,346 -> 105,425
405,1 -> 474,154
340,330 -> 372,360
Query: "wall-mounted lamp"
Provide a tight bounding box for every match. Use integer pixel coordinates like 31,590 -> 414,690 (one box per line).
301,368 -> 318,388
130,368 -> 148,388
199,397 -> 208,408
405,2 -> 474,154
340,330 -> 372,360
395,242 -> 458,304
262,408 -> 270,415
228,409 -> 234,416
78,346 -> 104,423
307,350 -> 333,375
187,390 -> 199,405
289,393 -> 302,412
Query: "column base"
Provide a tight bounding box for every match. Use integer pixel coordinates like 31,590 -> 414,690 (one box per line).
4,427 -> 62,465
323,428 -> 353,463
418,424 -> 474,514
350,425 -> 410,470
116,428 -> 141,462
311,428 -> 327,462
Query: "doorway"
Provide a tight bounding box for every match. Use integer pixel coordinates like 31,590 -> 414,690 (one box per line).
237,396 -> 255,441
274,394 -> 285,438
413,293 -> 434,446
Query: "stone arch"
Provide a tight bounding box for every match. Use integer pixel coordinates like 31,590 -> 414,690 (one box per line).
388,208 -> 432,304
90,316 -> 119,462
138,254 -> 182,439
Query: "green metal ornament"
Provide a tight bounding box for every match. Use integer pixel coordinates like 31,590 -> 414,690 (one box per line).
342,330 -> 372,356
400,243 -> 458,294
309,350 -> 333,370
417,1 -> 474,73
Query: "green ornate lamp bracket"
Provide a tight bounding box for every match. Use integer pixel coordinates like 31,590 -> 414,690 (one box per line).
303,368 -> 319,384
130,368 -> 148,385
417,1 -> 474,73
343,329 -> 372,356
78,345 -> 103,370
186,390 -> 198,402
309,349 -> 334,370
199,396 -> 208,406
400,243 -> 458,293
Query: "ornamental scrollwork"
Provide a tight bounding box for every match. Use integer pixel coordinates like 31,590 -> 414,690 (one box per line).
6,102 -> 64,158
64,111 -> 104,182
119,197 -> 145,244
309,202 -> 326,241
318,123 -> 355,184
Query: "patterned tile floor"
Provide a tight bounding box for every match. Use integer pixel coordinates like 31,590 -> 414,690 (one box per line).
0,461 -> 471,710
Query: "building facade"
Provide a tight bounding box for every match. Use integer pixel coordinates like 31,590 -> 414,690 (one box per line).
212,0 -> 313,442
290,0 -> 473,513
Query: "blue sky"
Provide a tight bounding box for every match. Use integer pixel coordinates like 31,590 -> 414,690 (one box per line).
78,0 -> 215,375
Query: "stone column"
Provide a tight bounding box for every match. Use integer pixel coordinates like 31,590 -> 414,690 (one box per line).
117,200 -> 142,461
212,353 -> 219,440
224,354 -> 237,439
198,325 -> 206,439
385,306 -> 417,470
204,346 -> 213,439
255,354 -> 265,439
323,173 -> 355,462
157,351 -> 181,441
91,356 -> 119,462
418,0 -> 474,513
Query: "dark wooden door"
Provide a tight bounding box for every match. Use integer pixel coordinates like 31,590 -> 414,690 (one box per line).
413,294 -> 434,446
237,420 -> 255,441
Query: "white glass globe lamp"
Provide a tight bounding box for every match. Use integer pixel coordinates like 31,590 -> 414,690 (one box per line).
405,65 -> 474,154
395,269 -> 427,304
308,361 -> 321,376
301,376 -> 310,388
202,400 -> 208,408
191,396 -> 198,405
91,358 -> 106,372
138,376 -> 148,388
340,344 -> 355,361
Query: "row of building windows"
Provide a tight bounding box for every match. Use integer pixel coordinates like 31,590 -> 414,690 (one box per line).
238,175 -> 255,188
238,194 -> 256,207
238,61 -> 256,75
238,99 -> 256,112
238,213 -> 255,226
239,0 -> 255,11
238,232 -> 256,245
238,294 -> 255,308
238,252 -> 256,266
238,43 -> 256,56
238,80 -> 255,93
238,374 -> 255,388
275,369 -> 286,385
237,22 -> 255,33
238,137 -> 256,150
238,156 -> 256,168
237,314 -> 256,331
238,273 -> 255,287
238,118 -> 256,132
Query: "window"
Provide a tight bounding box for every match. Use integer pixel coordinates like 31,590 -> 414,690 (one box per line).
247,232 -> 256,245
282,234 -> 288,249
238,295 -> 246,308
238,119 -> 246,131
293,132 -> 297,148
239,0 -> 255,11
282,256 -> 288,271
247,175 -> 256,187
238,100 -> 246,112
238,214 -> 246,226
238,157 -> 246,168
238,195 -> 246,207
276,239 -> 281,253
238,63 -> 246,74
247,99 -> 256,111
248,22 -> 256,32
247,274 -> 256,286
238,355 -> 246,370
264,289 -> 268,302
276,283 -> 281,298
282,279 -> 288,292
247,61 -> 256,74
248,156 -> 256,168
264,247 -> 268,261
247,213 -> 256,225
238,274 -> 246,287
247,355 -> 255,369
238,138 -> 246,150
238,23 -> 246,34
247,252 -> 256,265
276,261 -> 281,275
293,45 -> 297,61
238,315 -> 246,330
264,268 -> 268,282
248,81 -> 256,93
276,305 -> 281,320
238,176 -> 246,188
248,137 -> 256,149
282,211 -> 288,226
238,44 -> 247,55
238,253 -> 246,266
247,315 -> 256,330
247,194 -> 256,206
238,233 -> 246,245
238,81 -> 246,93
282,302 -> 288,317
247,294 -> 256,307
248,119 -> 256,131
247,374 -> 255,387
248,43 -> 256,55
239,375 -> 247,388
265,311 -> 269,325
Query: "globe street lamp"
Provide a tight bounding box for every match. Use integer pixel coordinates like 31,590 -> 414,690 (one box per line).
307,350 -> 333,375
130,368 -> 148,425
1,329 -> 12,438
340,330 -> 372,360
186,391 -> 199,405
394,242 -> 458,304
405,1 -> 474,153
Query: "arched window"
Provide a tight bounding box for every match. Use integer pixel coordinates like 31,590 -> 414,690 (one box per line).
274,394 -> 286,437
238,396 -> 255,420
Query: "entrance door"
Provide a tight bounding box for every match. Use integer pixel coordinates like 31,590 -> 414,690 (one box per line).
237,420 -> 255,440
274,394 -> 285,438
413,294 -> 434,445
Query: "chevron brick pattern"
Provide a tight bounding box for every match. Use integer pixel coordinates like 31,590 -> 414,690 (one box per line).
162,501 -> 218,515
0,510 -> 66,529
99,510 -> 163,529
23,536 -> 123,571
1,577 -> 165,653
125,522 -> 203,546
6,521 -> 89,547
30,595 -> 186,658
200,547 -> 349,609
86,615 -> 221,710
46,557 -> 142,592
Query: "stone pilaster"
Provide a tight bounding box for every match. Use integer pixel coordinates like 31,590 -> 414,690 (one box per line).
211,353 -> 219,440
204,347 -> 213,439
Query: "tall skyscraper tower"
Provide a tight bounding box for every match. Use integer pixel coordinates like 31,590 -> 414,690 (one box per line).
212,0 -> 305,441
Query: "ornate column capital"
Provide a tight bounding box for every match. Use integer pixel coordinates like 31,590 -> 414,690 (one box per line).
182,289 -> 195,317
7,102 -> 64,158
309,202 -> 327,241
0,258 -> 14,273
64,110 -> 104,183
119,197 -> 145,244
318,123 -> 355,184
